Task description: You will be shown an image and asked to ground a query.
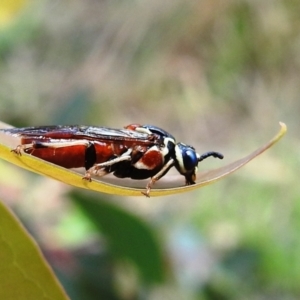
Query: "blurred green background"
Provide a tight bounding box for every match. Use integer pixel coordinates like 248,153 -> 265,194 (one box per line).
0,0 -> 299,299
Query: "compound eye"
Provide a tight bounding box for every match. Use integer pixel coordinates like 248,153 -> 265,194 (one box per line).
176,143 -> 198,173
183,148 -> 198,171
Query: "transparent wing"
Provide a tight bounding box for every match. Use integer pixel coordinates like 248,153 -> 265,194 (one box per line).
0,125 -> 155,144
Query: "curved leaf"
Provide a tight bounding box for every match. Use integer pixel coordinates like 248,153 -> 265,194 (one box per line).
0,201 -> 69,300
0,121 -> 287,197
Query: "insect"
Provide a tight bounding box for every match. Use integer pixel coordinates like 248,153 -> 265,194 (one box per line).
0,124 -> 224,196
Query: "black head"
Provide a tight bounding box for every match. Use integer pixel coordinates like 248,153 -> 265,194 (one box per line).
174,143 -> 224,184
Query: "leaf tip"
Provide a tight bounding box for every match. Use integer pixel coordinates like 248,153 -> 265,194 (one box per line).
279,122 -> 287,133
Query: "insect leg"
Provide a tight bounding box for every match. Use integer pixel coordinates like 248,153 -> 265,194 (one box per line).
11,144 -> 35,155
34,140 -> 91,148
95,155 -> 132,169
12,139 -> 91,155
142,159 -> 175,197
83,150 -> 132,181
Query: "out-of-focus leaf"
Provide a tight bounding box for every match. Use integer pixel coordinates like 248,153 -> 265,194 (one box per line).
0,121 -> 287,197
71,192 -> 165,284
0,0 -> 28,26
0,201 -> 69,300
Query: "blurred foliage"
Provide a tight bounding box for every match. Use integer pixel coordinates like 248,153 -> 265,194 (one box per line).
0,0 -> 299,299
0,0 -> 28,26
71,191 -> 165,284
